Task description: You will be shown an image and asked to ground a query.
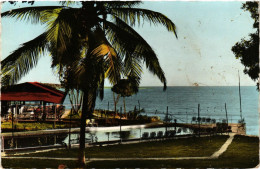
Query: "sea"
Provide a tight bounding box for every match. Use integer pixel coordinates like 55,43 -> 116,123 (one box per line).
4,86 -> 259,149
63,86 -> 259,136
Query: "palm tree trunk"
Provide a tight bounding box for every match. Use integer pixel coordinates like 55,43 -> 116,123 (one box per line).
78,91 -> 88,166
78,88 -> 97,166
123,97 -> 126,117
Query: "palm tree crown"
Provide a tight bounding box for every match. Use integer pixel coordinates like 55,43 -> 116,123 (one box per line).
1,1 -> 177,165
2,1 -> 177,92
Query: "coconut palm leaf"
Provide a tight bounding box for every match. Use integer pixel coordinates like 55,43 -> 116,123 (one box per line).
105,21 -> 136,59
103,1 -> 142,8
39,8 -> 63,25
115,18 -> 167,90
1,32 -> 49,86
97,69 -> 105,100
1,6 -> 63,24
59,1 -> 79,6
105,18 -> 167,90
88,27 -> 122,85
124,55 -> 143,85
110,8 -> 177,38
47,8 -> 84,70
68,31 -> 122,100
70,53 -> 105,100
104,46 -> 122,85
45,8 -> 78,45
89,43 -> 121,84
104,20 -> 144,85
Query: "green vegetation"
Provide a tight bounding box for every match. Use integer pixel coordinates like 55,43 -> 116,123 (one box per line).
2,135 -> 258,168
219,135 -> 259,167
1,110 -> 160,132
2,159 -> 78,168
62,111 -> 82,120
17,135 -> 227,158
232,2 -> 259,88
1,122 -> 67,131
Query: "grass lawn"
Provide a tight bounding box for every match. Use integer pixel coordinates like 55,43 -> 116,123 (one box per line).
2,159 -> 79,168
218,135 -> 259,167
14,135 -> 228,158
2,135 -> 258,168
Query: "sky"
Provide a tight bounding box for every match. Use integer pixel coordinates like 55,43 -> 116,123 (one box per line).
1,1 -> 257,87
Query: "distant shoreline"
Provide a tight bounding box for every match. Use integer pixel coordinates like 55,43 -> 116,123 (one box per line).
42,83 -> 256,89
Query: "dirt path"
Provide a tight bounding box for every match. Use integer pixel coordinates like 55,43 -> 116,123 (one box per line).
210,133 -> 235,159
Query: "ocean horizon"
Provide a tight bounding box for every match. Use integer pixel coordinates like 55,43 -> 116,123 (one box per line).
63,86 -> 259,136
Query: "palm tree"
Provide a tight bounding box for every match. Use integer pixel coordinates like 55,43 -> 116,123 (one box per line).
1,1 -> 177,166
112,76 -> 139,116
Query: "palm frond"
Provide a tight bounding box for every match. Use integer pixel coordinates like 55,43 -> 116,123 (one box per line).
103,1 -> 142,8
104,47 -> 122,86
59,1 -> 78,6
2,6 -> 63,24
1,32 -> 49,86
105,18 -> 167,90
97,69 -> 105,100
105,21 -> 135,60
87,27 -> 122,85
69,51 -> 105,101
68,27 -> 122,100
46,8 -> 82,67
39,8 -> 62,25
46,8 -> 77,48
90,43 -> 121,86
124,55 -> 143,86
110,8 -> 177,38
90,44 -> 116,58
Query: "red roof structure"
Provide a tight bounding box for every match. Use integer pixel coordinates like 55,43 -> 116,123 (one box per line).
1,82 -> 65,104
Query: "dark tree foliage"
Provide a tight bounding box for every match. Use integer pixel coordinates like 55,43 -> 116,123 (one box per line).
111,77 -> 139,97
231,2 -> 259,89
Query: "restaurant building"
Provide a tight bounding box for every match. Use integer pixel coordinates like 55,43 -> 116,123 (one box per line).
1,82 -> 66,121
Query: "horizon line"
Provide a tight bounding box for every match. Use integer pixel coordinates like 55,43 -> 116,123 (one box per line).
24,82 -> 257,88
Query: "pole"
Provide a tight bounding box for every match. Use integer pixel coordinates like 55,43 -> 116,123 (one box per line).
11,106 -> 14,149
2,136 -> 4,152
15,104 -> 18,119
138,100 -> 140,113
54,105 -> 56,129
43,101 -> 46,121
174,119 -> 177,131
186,108 -> 188,123
225,103 -> 229,124
140,128 -> 142,141
138,100 -> 141,117
120,107 -> 122,143
69,109 -> 72,149
238,70 -> 242,121
198,104 -> 200,137
165,106 -> 168,136
12,106 -> 14,138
